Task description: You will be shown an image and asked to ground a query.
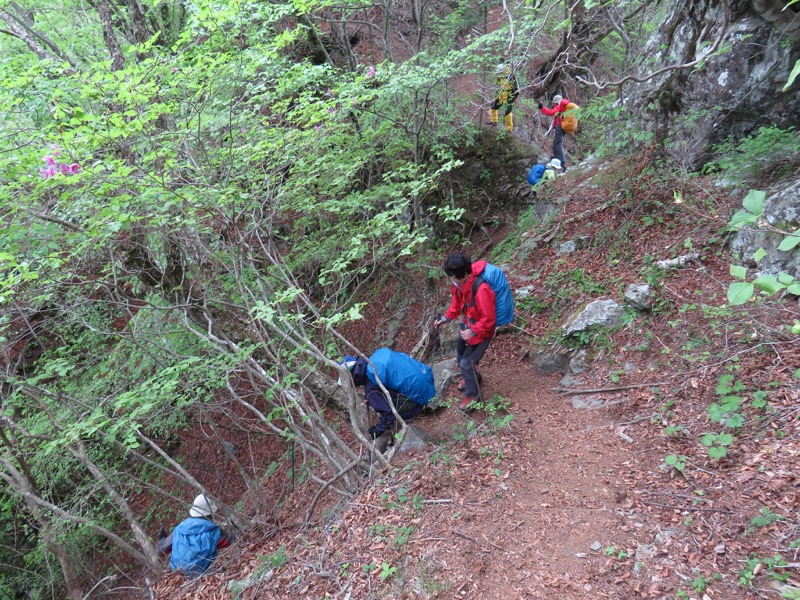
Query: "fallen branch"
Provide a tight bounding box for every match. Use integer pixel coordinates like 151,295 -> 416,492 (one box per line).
552,382 -> 668,395
453,530 -> 481,546
302,460 -> 361,531
641,500 -> 732,513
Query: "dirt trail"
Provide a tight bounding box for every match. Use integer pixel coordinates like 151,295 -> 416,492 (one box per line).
407,334 -> 641,599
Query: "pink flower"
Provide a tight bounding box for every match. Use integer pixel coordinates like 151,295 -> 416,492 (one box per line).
365,66 -> 376,78
49,145 -> 61,157
39,150 -> 80,178
40,165 -> 58,179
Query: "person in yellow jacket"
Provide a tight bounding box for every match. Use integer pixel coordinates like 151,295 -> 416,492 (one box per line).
489,64 -> 519,132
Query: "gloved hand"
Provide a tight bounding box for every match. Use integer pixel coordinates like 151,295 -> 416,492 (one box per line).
538,102 -> 543,109
367,426 -> 381,439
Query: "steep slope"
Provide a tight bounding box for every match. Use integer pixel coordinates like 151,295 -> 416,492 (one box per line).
151,159 -> 800,599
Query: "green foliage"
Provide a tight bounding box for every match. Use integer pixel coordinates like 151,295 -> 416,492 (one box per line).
706,126 -> 800,178
744,507 -> 786,536
470,394 -> 514,430
664,454 -> 687,472
379,562 -> 398,581
739,554 -> 788,587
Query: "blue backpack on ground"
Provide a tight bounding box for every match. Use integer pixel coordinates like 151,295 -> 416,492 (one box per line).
366,348 -> 436,405
472,263 -> 514,326
527,164 -> 546,185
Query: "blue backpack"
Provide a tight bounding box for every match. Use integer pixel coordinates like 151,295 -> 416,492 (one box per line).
366,348 -> 436,405
527,164 -> 546,185
169,517 -> 221,577
468,263 -> 514,326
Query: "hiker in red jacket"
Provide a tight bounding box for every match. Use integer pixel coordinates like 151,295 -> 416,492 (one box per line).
435,253 -> 496,412
539,95 -> 570,170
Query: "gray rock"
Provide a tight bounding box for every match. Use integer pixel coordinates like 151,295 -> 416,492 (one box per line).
655,253 -> 699,269
557,240 -> 577,254
571,396 -> 606,409
731,180 -> 800,278
532,351 -> 570,374
568,348 -> 596,374
515,285 -> 535,299
559,373 -> 584,388
624,283 -> 652,311
429,358 -> 457,410
563,299 -> 625,336
397,424 -> 437,454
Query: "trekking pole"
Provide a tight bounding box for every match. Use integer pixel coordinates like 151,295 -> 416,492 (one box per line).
432,312 -> 442,361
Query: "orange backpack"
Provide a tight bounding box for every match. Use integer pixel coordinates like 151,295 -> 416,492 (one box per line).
561,102 -> 580,134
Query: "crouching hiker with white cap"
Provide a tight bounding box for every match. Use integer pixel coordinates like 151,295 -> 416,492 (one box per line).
527,158 -> 563,190
155,493 -> 236,577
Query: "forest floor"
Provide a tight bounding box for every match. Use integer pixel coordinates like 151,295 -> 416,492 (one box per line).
147,155 -> 800,600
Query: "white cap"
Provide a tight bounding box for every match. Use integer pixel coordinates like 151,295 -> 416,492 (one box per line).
189,494 -> 218,517
553,95 -> 563,104
547,158 -> 563,170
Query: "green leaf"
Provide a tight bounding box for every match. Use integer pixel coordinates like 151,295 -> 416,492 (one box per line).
778,272 -> 796,285
753,247 -> 768,262
727,282 -> 754,305
707,446 -> 728,459
784,59 -> 800,92
754,274 -> 785,294
777,231 -> 800,252
729,265 -> 747,279
718,433 -> 735,445
725,414 -> 745,428
728,209 -> 758,229
786,283 -> 800,296
742,190 -> 765,215
700,433 -> 716,447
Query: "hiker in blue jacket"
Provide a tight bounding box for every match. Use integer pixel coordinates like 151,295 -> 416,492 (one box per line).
341,353 -> 426,440
156,493 -> 235,578
527,158 -> 563,187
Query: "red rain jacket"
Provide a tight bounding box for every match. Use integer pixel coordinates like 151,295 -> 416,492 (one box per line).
444,260 -> 497,345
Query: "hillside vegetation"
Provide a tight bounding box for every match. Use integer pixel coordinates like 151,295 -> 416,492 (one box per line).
0,0 -> 799,598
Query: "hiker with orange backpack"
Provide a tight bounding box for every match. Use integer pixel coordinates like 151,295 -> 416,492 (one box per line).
435,254 -> 513,413
539,95 -> 574,171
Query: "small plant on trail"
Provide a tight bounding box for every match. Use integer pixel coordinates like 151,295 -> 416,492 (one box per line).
379,562 -> 398,581
472,394 -> 513,430
700,432 -> 735,459
664,424 -> 685,436
739,554 -> 789,587
708,374 -> 745,428
663,454 -> 687,473
744,507 -> 786,536
394,525 -> 415,548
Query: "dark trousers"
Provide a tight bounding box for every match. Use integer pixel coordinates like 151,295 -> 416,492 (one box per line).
552,126 -> 566,168
456,336 -> 491,399
365,384 -> 423,436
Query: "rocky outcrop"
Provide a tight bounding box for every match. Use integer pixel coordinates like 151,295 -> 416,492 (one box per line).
623,0 -> 800,169
731,178 -> 800,277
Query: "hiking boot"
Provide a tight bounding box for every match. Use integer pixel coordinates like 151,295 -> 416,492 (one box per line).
457,396 -> 477,413
456,372 -> 482,391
